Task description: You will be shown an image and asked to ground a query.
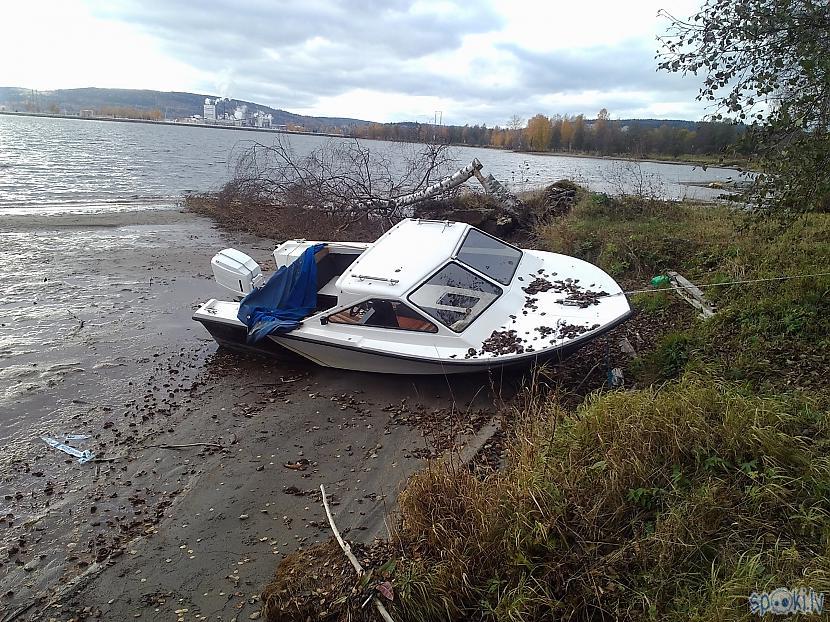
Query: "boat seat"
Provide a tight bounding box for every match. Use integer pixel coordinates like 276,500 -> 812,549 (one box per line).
315,251 -> 359,292
327,308 -> 363,324
396,316 -> 436,332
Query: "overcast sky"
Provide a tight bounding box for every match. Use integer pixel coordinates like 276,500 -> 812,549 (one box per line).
1,0 -> 709,125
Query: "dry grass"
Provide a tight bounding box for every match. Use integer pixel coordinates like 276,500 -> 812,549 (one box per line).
392,376 -> 830,621
387,193 -> 830,621
183,189 -> 387,242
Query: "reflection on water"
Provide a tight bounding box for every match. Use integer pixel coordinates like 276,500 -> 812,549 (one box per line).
0,114 -> 743,215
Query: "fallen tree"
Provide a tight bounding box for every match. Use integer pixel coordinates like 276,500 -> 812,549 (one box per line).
226,137 -> 461,230
186,135 -> 585,242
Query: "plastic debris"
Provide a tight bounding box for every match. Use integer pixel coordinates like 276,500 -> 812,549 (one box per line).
619,337 -> 636,357
41,436 -> 95,464
64,434 -> 90,442
650,275 -> 670,288
668,270 -> 717,319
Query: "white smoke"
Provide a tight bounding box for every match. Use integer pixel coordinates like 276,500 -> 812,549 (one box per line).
233,105 -> 247,120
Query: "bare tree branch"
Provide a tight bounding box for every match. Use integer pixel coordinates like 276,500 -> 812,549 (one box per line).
225,136 -> 460,230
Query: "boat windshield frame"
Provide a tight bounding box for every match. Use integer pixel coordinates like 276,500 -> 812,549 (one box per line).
407,260 -> 503,333
453,228 -> 523,286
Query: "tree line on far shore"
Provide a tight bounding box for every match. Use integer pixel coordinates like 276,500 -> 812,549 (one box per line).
350,109 -> 748,160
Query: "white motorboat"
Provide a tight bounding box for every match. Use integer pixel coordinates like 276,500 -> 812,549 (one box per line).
193,219 -> 632,374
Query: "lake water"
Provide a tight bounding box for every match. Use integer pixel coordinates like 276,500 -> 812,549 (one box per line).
0,114 -> 744,215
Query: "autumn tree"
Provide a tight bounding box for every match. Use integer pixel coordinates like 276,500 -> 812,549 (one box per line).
658,0 -> 830,213
560,116 -> 575,151
572,115 -> 586,151
593,108 -> 612,154
506,115 -> 524,149
525,114 -> 553,152
549,114 -> 563,151
508,115 -> 524,131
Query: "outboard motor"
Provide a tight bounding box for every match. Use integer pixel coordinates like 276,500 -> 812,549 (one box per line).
211,248 -> 265,298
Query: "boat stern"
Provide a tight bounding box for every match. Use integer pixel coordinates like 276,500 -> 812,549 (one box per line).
193,299 -> 288,357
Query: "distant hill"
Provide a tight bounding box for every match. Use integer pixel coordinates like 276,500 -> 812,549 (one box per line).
0,87 -> 371,131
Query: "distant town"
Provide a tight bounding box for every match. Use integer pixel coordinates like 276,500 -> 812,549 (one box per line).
0,87 -> 364,136
197,98 -> 278,129
0,98 -> 337,135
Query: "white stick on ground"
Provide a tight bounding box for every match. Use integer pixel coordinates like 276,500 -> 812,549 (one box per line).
320,484 -> 395,622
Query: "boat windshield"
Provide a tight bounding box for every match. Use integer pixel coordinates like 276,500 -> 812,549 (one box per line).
408,262 -> 501,332
456,229 -> 522,285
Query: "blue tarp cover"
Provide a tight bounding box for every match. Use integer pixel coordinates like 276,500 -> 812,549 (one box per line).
237,243 -> 325,343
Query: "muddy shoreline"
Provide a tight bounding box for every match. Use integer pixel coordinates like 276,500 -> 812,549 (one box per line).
0,208 -> 502,621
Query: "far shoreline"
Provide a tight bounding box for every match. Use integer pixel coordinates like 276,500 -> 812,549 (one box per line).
0,109 -> 348,139
511,148 -> 749,172
1,110 -> 749,172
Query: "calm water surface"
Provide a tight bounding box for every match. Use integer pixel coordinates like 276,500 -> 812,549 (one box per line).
0,114 -> 743,214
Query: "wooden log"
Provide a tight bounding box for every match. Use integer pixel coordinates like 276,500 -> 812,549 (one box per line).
481,172 -> 522,217
392,159 -> 482,208
667,270 -> 717,318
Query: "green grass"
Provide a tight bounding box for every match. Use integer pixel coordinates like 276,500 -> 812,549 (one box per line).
385,192 -> 830,621
535,192 -> 742,278
536,192 -> 830,390
629,331 -> 700,383
630,290 -> 672,313
391,377 -> 830,621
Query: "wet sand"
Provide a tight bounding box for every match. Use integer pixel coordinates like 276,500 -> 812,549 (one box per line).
0,209 -> 500,621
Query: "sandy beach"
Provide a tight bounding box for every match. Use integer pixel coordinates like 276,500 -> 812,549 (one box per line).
0,209 -> 500,621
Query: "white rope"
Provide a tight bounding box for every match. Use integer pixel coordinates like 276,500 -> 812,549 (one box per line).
615,270 -> 830,297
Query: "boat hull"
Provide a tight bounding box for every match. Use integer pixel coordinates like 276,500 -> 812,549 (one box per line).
196,317 -> 302,361
194,310 -> 633,375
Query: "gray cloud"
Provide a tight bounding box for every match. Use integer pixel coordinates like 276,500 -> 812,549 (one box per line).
501,40 -> 688,93
100,0 -> 504,64
92,0 -> 707,124
108,0 -> 493,59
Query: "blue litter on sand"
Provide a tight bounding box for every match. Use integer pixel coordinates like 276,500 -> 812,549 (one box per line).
41,436 -> 95,464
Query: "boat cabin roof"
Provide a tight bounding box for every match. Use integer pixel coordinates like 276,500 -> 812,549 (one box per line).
336,219 -> 521,298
